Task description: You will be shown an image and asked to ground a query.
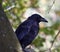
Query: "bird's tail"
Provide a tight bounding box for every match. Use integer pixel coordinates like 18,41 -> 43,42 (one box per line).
20,42 -> 30,52
22,48 -> 31,52
21,44 -> 27,52
23,49 -> 27,52
21,45 -> 30,52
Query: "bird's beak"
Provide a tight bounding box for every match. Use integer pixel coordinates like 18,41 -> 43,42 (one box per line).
41,18 -> 48,22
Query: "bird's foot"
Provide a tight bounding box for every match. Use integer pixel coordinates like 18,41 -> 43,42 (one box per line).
26,45 -> 32,49
25,45 -> 35,52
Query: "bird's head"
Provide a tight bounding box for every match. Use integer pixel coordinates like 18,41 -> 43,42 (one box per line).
29,14 -> 48,23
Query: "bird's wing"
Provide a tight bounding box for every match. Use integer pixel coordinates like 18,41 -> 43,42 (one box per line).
21,22 -> 39,43
19,22 -> 39,48
15,20 -> 34,40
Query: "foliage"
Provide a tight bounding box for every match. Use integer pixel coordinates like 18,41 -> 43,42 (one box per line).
32,36 -> 45,47
2,0 -> 60,52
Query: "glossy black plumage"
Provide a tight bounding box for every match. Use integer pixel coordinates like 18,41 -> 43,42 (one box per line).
15,14 -> 48,51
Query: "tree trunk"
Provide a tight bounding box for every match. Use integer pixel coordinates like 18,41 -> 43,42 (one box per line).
0,1 -> 22,52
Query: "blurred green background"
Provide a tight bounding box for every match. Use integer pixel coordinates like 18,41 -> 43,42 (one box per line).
2,0 -> 60,52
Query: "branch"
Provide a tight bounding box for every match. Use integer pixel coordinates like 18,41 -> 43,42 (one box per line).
49,29 -> 60,52
4,5 -> 15,12
48,0 -> 55,13
0,1 -> 23,52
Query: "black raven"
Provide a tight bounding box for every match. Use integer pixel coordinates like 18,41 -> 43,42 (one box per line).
15,14 -> 48,51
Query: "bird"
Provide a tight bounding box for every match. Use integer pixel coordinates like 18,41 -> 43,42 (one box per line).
15,14 -> 48,52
